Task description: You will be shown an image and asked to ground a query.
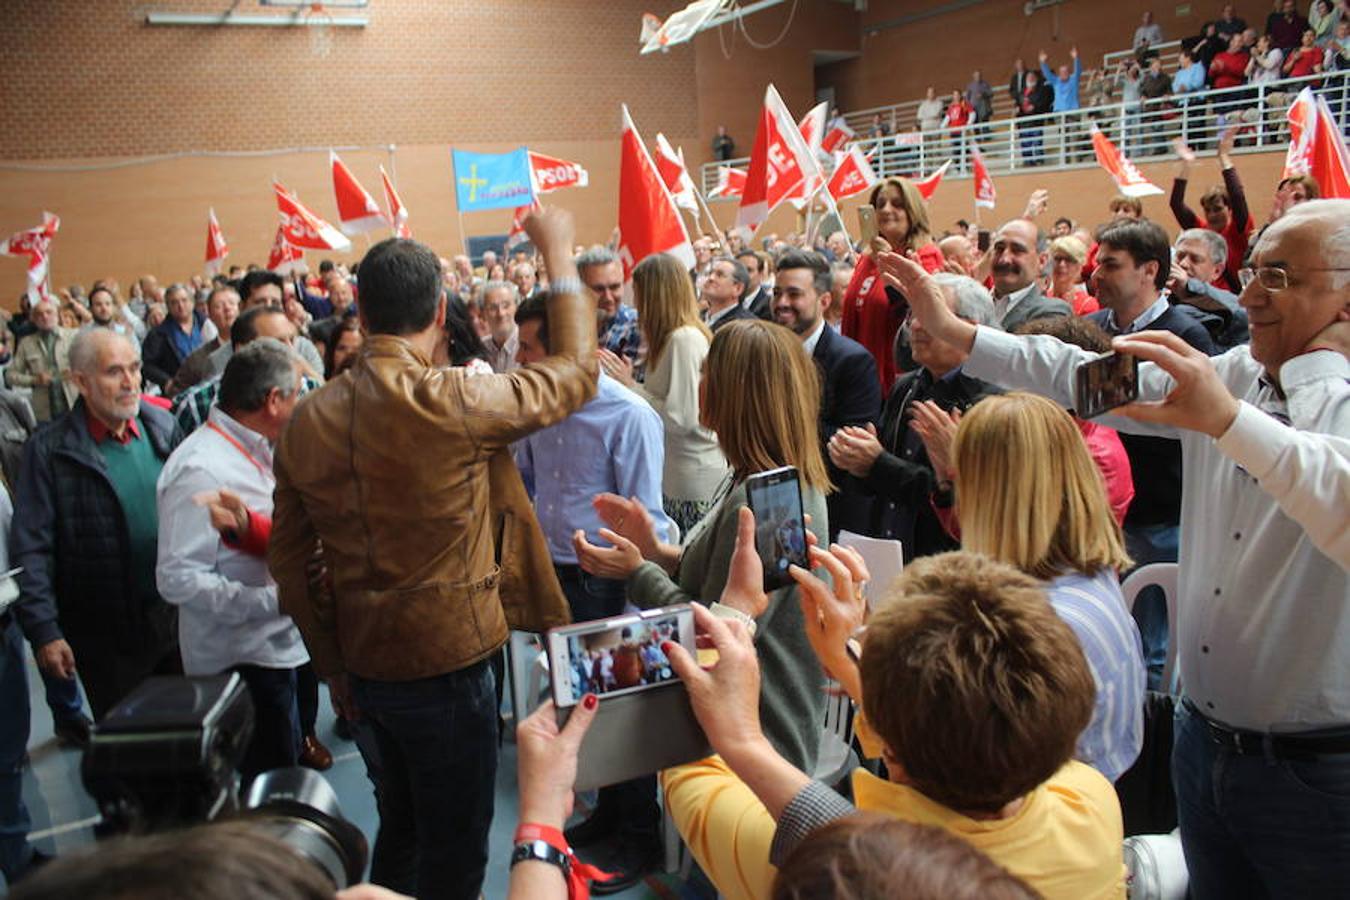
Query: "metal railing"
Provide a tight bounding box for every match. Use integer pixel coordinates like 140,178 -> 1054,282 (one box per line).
1103,38 -> 1183,72
703,71 -> 1348,196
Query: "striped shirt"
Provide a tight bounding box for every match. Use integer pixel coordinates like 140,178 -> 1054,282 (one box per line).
1046,568 -> 1146,781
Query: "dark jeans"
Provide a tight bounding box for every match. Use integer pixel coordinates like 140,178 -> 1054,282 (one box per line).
296,662 -> 318,737
39,665 -> 84,726
555,564 -> 627,624
0,620 -> 34,882
233,665 -> 300,785
1173,701 -> 1350,898
352,660 -> 498,900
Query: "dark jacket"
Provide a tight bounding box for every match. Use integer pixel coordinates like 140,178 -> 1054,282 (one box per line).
744,284 -> 774,321
10,399 -> 181,652
812,324 -> 881,539
1019,81 -> 1054,117
709,303 -> 757,332
141,311 -> 209,389
0,389 -> 36,488
863,367 -> 1003,561
1171,279 -> 1250,351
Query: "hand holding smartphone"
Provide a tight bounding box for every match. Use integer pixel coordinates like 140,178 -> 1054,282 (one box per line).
745,466 -> 809,591
548,605 -> 696,709
1074,351 -> 1140,419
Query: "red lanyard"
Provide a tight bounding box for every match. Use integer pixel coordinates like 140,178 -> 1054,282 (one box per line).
206,421 -> 272,483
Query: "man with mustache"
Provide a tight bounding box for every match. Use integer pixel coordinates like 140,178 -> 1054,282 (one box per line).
987,218 -> 1071,332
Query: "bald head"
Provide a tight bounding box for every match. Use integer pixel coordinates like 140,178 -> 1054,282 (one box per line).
938,235 -> 978,276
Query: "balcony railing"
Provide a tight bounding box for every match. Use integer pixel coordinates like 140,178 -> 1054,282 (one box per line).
703,71 -> 1348,196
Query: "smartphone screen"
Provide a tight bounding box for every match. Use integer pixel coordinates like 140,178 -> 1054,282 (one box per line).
1074,351 -> 1140,419
977,229 -> 991,252
547,605 -> 695,709
856,205 -> 878,246
745,466 -> 809,591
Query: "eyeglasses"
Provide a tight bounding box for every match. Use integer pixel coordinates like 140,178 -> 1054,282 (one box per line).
1238,266 -> 1350,291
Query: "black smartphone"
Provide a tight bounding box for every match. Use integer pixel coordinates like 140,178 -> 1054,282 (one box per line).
1074,351 -> 1139,419
745,466 -> 809,591
977,229 -> 991,252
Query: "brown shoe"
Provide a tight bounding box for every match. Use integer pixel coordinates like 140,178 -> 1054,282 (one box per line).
299,735 -> 333,771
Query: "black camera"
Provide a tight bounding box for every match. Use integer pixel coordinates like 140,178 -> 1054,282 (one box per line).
81,674 -> 367,888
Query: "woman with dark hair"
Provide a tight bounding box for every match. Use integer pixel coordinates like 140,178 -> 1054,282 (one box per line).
322,318 -> 364,379
434,294 -> 493,374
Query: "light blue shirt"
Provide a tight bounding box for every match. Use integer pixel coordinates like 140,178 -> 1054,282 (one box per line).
1041,56 -> 1082,111
1101,294 -> 1170,335
518,372 -> 675,564
1047,568 -> 1146,781
1172,62 -> 1206,94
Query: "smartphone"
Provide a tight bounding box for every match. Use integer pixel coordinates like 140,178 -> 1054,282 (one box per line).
1074,351 -> 1139,419
856,205 -> 878,246
547,604 -> 696,709
977,229 -> 991,252
745,466 -> 809,591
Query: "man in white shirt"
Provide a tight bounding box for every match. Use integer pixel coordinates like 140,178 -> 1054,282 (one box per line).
878,199 -> 1350,899
156,339 -> 309,784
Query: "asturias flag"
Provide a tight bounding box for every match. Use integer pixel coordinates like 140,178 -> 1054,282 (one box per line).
453,148 -> 535,212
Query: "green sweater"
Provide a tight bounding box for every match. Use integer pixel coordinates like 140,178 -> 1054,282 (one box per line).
96,421 -> 163,603
628,480 -> 829,772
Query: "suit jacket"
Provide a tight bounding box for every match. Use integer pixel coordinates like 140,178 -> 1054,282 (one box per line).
744,284 -> 773,321
811,325 -> 881,539
6,328 -> 78,423
1001,284 -> 1072,333
709,303 -> 757,332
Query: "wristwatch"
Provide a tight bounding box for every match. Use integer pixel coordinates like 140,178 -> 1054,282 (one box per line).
510,839 -> 571,876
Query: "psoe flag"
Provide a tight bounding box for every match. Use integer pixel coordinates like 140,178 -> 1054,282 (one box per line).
453,148 -> 535,212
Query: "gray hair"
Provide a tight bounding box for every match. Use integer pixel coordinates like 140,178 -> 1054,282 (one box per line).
163,282 -> 190,302
217,338 -> 298,415
932,273 -> 998,328
69,328 -> 138,375
482,280 -> 520,305
575,246 -> 620,276
1175,227 -> 1228,269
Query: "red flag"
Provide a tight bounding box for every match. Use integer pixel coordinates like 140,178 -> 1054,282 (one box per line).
378,165 -> 412,238
205,207 -> 229,274
826,146 -> 879,202
274,182 -> 352,251
912,160 -> 952,200
1284,87 -> 1350,198
737,84 -> 826,233
506,201 -> 543,250
330,152 -> 387,236
528,151 -> 590,194
266,224 -> 305,275
710,166 -> 747,199
971,145 -> 997,209
0,212 -> 59,302
798,102 -> 828,156
821,123 -> 855,154
654,133 -> 701,214
617,105 -> 695,278
1090,125 -> 1163,198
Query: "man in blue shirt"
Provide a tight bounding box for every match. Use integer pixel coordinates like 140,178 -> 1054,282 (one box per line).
1039,46 -> 1084,159
513,293 -> 675,893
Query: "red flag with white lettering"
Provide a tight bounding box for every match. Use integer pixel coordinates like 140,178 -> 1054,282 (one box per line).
378,165 -> 412,238
710,166 -> 747,199
205,207 -> 229,274
330,152 -> 387,236
821,123 -> 855,154
826,146 -> 879,202
912,160 -> 952,200
971,145 -> 997,209
654,133 -> 701,214
266,224 -> 306,275
1283,87 -> 1350,198
529,151 -> 590,194
737,84 -> 825,233
0,212 -> 60,302
1090,125 -> 1163,198
617,105 -> 695,278
274,182 -> 352,251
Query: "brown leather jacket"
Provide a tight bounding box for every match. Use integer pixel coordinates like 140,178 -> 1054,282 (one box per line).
268,291 -> 597,681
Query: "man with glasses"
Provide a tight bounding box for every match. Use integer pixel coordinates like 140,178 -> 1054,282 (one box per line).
879,199 -> 1350,899
577,247 -> 640,363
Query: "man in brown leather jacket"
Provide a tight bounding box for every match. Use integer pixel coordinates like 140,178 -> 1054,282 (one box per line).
268,207 -> 597,900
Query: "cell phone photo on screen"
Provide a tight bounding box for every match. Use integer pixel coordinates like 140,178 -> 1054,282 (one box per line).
547,605 -> 694,709
746,466 -> 809,591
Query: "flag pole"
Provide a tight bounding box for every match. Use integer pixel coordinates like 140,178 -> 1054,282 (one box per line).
455,209 -> 468,258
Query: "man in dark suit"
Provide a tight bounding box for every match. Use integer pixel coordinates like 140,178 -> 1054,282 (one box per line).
735,249 -> 774,320
703,257 -> 756,331
772,250 -> 881,538
989,218 -> 1072,332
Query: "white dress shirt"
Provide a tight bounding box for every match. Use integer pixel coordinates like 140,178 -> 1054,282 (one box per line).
991,282 -> 1037,324
965,326 -> 1349,732
155,407 -> 308,675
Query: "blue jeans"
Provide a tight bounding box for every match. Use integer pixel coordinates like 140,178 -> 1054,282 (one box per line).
1125,522 -> 1179,691
233,665 -> 300,785
352,659 -> 498,900
1173,702 -> 1350,898
0,620 -> 34,883
555,565 -> 627,624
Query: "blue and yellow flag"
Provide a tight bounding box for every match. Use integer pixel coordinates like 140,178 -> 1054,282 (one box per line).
452,147 -> 535,212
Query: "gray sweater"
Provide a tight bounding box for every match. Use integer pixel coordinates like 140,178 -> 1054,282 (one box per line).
628,480 -> 829,772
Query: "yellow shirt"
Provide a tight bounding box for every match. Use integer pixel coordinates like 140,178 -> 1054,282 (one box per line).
663,755 -> 1125,900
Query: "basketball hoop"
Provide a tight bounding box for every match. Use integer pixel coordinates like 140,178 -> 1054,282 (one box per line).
304,2 -> 334,58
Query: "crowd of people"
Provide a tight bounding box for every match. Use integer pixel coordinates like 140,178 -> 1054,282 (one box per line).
1,47 -> 1347,900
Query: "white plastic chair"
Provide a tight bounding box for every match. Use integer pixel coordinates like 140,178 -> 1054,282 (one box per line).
812,683 -> 857,788
1120,563 -> 1180,694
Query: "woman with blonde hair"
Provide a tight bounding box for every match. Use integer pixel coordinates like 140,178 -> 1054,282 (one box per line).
929,391 -> 1145,782
578,318 -> 832,773
841,177 -> 944,393
599,252 -> 728,534
1047,235 -> 1099,315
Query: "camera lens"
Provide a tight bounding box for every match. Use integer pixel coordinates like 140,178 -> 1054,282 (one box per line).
242,767 -> 368,888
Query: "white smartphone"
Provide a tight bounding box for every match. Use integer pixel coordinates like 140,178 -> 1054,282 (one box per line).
546,604 -> 696,709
